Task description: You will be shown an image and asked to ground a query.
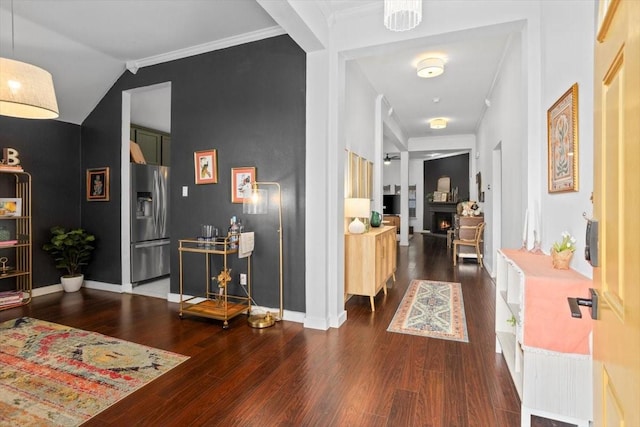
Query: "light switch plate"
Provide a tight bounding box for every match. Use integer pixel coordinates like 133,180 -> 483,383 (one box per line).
182,186 -> 188,197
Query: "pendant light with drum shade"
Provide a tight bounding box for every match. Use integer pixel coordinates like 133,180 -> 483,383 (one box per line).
384,0 -> 422,32
0,0 -> 59,120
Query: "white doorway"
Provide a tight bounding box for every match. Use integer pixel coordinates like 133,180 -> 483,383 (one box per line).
121,82 -> 172,299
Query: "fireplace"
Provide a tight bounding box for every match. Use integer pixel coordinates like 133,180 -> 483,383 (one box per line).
433,211 -> 454,235
425,201 -> 458,235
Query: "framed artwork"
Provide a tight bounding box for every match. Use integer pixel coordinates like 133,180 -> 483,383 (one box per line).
348,151 -> 359,198
231,167 -> 256,203
194,149 -> 218,185
547,83 -> 579,193
86,167 -> 110,201
358,156 -> 366,198
366,160 -> 373,200
0,198 -> 21,216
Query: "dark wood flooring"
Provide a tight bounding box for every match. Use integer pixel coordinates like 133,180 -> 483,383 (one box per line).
1,234 -> 572,426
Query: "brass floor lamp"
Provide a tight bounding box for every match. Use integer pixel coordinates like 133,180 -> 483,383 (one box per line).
243,182 -> 283,329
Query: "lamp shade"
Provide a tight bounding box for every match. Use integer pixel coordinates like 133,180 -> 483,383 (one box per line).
243,187 -> 268,214
345,198 -> 370,218
345,198 -> 369,234
0,57 -> 59,119
417,58 -> 444,78
384,0 -> 422,32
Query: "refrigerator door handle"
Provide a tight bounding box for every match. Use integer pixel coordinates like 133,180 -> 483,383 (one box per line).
132,239 -> 171,249
159,169 -> 167,236
153,170 -> 160,236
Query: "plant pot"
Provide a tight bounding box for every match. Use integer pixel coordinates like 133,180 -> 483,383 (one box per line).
551,249 -> 573,270
61,274 -> 84,292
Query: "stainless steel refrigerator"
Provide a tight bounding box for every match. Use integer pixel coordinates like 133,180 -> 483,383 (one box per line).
130,164 -> 170,283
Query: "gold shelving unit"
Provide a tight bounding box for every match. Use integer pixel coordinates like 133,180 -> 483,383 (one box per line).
0,170 -> 32,310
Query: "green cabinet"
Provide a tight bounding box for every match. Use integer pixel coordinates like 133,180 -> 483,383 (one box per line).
131,125 -> 170,166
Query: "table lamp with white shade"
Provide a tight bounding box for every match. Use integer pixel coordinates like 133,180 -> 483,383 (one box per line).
345,198 -> 370,234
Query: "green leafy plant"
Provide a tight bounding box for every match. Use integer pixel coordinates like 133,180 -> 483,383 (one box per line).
552,231 -> 576,253
43,226 -> 96,277
507,315 -> 517,327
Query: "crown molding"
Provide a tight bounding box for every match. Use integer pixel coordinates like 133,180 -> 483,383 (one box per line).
126,26 -> 285,74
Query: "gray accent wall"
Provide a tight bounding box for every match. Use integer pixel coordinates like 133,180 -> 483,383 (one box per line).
81,35 -> 306,312
423,153 -> 471,228
0,117 -> 82,288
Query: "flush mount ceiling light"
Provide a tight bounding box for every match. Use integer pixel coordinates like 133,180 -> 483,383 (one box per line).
0,0 -> 59,119
430,118 -> 447,129
384,0 -> 422,32
417,58 -> 444,78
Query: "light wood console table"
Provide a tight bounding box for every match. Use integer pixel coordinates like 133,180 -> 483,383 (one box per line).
344,225 -> 397,311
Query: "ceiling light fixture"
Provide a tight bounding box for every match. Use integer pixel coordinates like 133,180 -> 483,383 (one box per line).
430,118 -> 447,129
384,154 -> 392,165
417,58 -> 444,78
384,0 -> 422,32
0,0 -> 59,119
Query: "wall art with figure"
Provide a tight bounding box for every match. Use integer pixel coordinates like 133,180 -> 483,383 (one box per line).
86,167 -> 110,201
194,149 -> 218,185
547,83 -> 578,193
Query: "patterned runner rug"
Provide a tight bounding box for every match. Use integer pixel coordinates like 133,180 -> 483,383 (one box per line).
0,317 -> 188,426
388,280 -> 469,342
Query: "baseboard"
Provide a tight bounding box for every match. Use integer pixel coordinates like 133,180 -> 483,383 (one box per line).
32,284 -> 64,297
83,280 -> 124,293
31,280 -> 122,298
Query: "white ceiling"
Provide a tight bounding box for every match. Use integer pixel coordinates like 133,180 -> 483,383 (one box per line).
0,0 -> 511,160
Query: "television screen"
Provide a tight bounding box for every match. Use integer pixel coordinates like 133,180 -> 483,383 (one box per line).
383,194 -> 400,215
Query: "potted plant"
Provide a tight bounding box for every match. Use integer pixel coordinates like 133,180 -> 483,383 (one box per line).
43,226 -> 96,292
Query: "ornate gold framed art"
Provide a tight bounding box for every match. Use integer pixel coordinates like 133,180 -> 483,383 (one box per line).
547,83 -> 579,193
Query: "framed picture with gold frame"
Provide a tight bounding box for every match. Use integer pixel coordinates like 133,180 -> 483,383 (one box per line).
347,151 -> 359,198
358,156 -> 366,198
194,149 -> 218,185
547,83 -> 578,193
86,167 -> 110,201
366,160 -> 373,200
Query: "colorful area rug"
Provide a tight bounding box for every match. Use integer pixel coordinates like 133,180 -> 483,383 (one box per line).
0,317 -> 188,426
388,280 -> 469,342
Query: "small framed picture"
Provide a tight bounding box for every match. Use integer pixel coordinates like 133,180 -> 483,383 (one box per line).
231,167 -> 256,203
194,150 -> 218,185
0,198 -> 21,216
86,167 -> 110,201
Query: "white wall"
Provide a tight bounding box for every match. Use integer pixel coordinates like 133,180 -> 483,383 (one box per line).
345,61 -> 377,161
539,0 -> 595,277
130,83 -> 172,133
474,1 -> 595,277
476,31 -> 526,274
383,161 -> 401,189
